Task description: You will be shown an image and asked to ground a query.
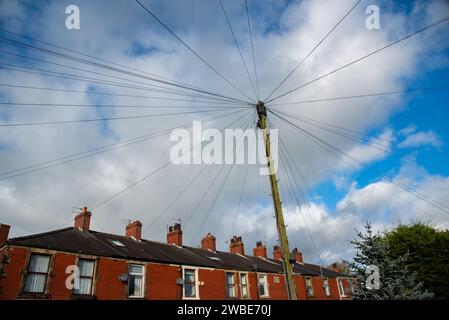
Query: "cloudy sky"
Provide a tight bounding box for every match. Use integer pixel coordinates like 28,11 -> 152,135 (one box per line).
1,0 -> 449,265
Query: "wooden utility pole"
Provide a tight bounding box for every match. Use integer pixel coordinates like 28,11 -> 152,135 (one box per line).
256,101 -> 297,300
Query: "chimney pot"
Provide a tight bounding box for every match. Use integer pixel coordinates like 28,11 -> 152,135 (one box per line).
167,223 -> 182,246
273,245 -> 282,260
0,224 -> 10,244
201,233 -> 216,251
126,220 -> 142,241
253,241 -> 267,258
74,207 -> 92,232
292,248 -> 303,263
229,235 -> 244,255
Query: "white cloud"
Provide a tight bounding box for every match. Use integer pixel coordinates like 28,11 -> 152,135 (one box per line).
398,124 -> 417,136
337,162 -> 449,230
342,129 -> 394,168
399,130 -> 443,148
0,0 -> 448,267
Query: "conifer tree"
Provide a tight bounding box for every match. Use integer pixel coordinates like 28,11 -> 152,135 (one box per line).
350,222 -> 433,300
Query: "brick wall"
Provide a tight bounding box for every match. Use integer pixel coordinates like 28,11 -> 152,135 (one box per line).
0,245 -> 349,300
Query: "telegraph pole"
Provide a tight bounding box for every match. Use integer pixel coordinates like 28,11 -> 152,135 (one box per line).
256,101 -> 297,300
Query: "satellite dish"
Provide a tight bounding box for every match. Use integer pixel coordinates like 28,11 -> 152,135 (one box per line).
176,278 -> 184,286
119,273 -> 129,283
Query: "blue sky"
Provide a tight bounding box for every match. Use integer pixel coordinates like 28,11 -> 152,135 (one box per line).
314,61 -> 449,212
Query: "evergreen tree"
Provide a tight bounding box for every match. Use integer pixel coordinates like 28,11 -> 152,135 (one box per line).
350,222 -> 433,300
385,223 -> 449,299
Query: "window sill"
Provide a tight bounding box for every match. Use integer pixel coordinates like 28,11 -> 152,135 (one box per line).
17,293 -> 50,300
183,296 -> 200,300
71,294 -> 97,300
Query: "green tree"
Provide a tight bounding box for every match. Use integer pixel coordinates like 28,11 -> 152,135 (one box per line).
385,222 -> 449,300
350,222 -> 432,300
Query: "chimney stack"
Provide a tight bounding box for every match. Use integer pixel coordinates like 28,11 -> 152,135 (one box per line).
273,245 -> 282,260
253,241 -> 267,258
126,220 -> 142,241
201,233 -> 216,251
74,207 -> 92,232
229,236 -> 244,255
167,223 -> 182,246
0,224 -> 10,244
292,248 -> 303,263
330,262 -> 340,272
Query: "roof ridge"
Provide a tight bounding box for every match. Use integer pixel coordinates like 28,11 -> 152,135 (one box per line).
302,262 -> 350,277
90,229 -> 200,250
8,226 -> 74,242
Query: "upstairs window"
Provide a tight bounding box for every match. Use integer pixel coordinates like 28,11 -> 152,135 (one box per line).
24,254 -> 50,293
323,278 -> 331,296
128,264 -> 145,298
258,274 -> 269,297
183,268 -> 198,299
74,259 -> 95,295
240,273 -> 249,298
225,272 -> 236,298
338,278 -> 346,297
305,277 -> 314,297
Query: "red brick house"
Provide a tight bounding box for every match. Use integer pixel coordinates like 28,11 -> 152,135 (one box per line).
0,207 -> 353,300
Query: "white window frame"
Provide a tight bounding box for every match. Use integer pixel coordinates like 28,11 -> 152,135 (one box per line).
128,263 -> 145,298
74,258 -> 96,296
337,278 -> 346,298
239,272 -> 250,299
225,272 -> 236,298
257,273 -> 269,298
323,278 -> 331,297
182,266 -> 199,300
23,253 -> 51,294
305,277 -> 314,297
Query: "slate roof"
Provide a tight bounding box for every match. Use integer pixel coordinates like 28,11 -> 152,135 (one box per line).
3,227 -> 349,278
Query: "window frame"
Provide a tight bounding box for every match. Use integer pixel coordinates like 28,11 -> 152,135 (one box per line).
239,272 -> 250,299
23,253 -> 51,294
182,267 -> 199,300
337,278 -> 346,298
305,277 -> 315,297
127,263 -> 145,299
257,273 -> 269,298
323,278 -> 331,297
225,272 -> 237,298
74,258 -> 96,296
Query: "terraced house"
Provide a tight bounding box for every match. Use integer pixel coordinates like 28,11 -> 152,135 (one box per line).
0,207 -> 353,300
